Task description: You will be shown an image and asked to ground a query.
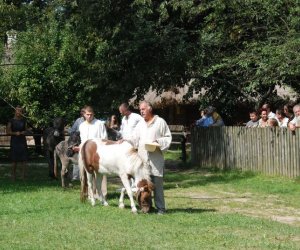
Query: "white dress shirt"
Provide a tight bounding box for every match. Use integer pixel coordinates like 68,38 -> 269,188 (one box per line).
120,112 -> 142,139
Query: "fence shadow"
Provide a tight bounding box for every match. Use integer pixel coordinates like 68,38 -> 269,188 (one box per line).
164,168 -> 257,190
167,208 -> 217,214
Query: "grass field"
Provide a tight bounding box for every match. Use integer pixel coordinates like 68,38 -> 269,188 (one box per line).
0,152 -> 300,249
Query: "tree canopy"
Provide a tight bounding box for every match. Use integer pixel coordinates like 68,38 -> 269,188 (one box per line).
1,0 -> 299,126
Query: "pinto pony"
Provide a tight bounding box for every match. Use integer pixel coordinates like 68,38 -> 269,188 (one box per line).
79,139 -> 154,213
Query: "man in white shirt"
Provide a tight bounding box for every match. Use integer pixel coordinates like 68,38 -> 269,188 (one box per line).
78,106 -> 108,197
131,101 -> 172,215
119,103 -> 142,139
288,104 -> 300,131
68,106 -> 86,181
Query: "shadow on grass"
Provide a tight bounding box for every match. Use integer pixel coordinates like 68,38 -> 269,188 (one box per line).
0,178 -> 65,194
1,157 -> 258,194
164,167 -> 257,190
167,208 -> 217,214
0,159 -> 74,193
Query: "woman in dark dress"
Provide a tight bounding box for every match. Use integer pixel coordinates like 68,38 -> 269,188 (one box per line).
7,106 -> 28,181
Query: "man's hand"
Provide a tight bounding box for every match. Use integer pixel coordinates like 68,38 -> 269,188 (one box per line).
72,146 -> 80,152
289,123 -> 296,131
116,139 -> 124,144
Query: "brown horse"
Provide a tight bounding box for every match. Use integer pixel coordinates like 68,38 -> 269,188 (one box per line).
79,139 -> 154,213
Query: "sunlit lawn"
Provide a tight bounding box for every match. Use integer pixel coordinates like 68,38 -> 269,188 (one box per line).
0,151 -> 300,249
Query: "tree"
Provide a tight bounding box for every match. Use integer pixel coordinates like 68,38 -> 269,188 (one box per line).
1,0 -> 86,126
1,0 -> 299,126
186,0 -> 300,117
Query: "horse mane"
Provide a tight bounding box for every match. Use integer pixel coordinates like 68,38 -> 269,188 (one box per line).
126,147 -> 151,182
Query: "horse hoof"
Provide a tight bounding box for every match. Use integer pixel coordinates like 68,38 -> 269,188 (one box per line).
103,202 -> 109,206
131,208 -> 138,213
119,204 -> 125,209
91,200 -> 96,206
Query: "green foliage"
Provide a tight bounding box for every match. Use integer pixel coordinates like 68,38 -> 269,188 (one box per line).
188,0 -> 300,114
0,0 -> 299,126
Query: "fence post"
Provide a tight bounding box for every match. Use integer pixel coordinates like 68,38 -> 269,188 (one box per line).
180,133 -> 187,163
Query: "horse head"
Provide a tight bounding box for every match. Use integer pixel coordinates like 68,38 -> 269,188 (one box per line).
66,131 -> 81,157
136,179 -> 155,213
53,117 -> 65,131
51,117 -> 65,137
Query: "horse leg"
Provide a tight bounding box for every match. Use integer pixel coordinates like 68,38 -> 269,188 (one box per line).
61,164 -> 66,188
120,174 -> 137,213
95,173 -> 108,206
86,172 -> 96,206
48,151 -> 56,179
119,187 -> 126,209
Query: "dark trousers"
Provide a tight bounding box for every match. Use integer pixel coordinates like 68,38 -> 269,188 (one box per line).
151,175 -> 165,212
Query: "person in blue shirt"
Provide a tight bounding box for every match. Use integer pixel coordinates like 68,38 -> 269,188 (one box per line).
195,108 -> 213,127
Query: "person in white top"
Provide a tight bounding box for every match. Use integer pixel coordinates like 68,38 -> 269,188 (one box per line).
288,104 -> 300,131
78,106 -> 108,197
275,109 -> 289,128
262,103 -> 276,119
258,109 -> 269,128
68,106 -> 86,181
130,101 -> 172,215
119,103 -> 142,139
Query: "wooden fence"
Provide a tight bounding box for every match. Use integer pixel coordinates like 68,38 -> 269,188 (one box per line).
191,126 -> 300,178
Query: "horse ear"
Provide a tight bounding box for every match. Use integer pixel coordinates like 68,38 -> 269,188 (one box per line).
147,181 -> 155,190
137,179 -> 146,188
137,181 -> 142,188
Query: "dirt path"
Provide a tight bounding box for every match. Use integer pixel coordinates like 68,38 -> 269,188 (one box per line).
166,189 -> 300,227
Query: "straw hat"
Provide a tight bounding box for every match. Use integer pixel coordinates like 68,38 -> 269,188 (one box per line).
145,142 -> 160,152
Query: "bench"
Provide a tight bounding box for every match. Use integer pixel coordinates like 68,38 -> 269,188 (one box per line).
168,125 -> 190,162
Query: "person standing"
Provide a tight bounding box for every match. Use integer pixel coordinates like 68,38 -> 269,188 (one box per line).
131,101 -> 172,215
275,108 -> 289,127
106,114 -> 121,141
258,108 -> 269,127
69,107 -> 86,134
78,106 -> 108,196
261,103 -> 276,119
108,114 -> 120,131
206,106 -> 224,126
283,103 -> 294,122
195,108 -> 213,127
68,106 -> 86,181
119,103 -> 142,140
7,106 -> 29,181
245,110 -> 259,128
288,104 -> 300,131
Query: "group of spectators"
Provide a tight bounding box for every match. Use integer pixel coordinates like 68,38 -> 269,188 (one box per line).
245,103 -> 300,130
195,102 -> 300,131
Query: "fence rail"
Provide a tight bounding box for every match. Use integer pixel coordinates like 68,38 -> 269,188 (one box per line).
191,127 -> 300,178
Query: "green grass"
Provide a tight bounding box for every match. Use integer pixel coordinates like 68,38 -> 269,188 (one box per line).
0,155 -> 300,249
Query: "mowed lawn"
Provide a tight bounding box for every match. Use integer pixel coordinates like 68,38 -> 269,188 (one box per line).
0,152 -> 300,249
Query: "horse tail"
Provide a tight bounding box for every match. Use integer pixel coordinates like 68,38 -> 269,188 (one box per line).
79,141 -> 88,202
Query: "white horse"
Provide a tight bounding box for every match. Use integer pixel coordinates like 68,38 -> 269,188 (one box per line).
78,139 -> 154,213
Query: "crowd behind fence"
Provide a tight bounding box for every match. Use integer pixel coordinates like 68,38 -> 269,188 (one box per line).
191,126 -> 300,178
3,125 -> 299,178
